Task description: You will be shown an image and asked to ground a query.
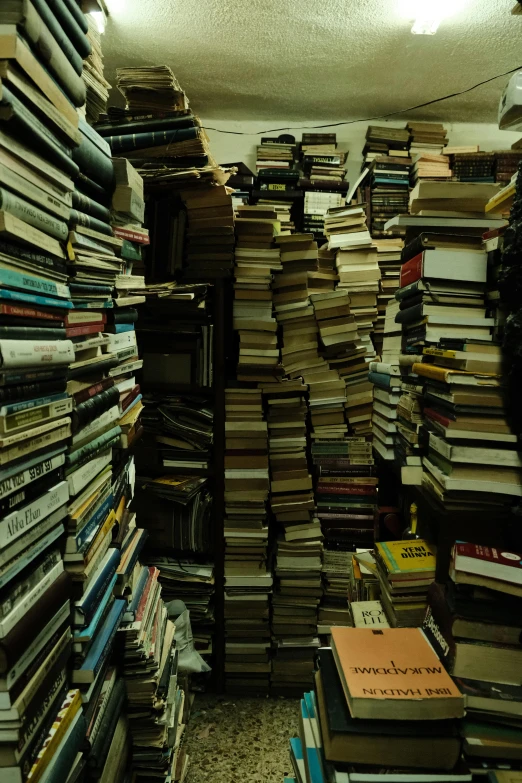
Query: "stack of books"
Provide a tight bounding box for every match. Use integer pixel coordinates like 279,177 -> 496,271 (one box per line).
303,191 -> 344,240
256,137 -> 297,172
291,627 -> 467,783
182,185 -> 236,278
451,152 -> 496,182
325,204 -> 372,253
374,538 -> 437,626
369,156 -> 412,237
407,121 -> 449,155
82,11 -> 111,125
362,126 -> 411,165
371,238 -> 404,355
408,180 -> 501,218
223,387 -> 272,694
299,133 -> 348,238
117,567 -> 186,782
410,153 -> 453,186
494,149 -> 522,183
318,549 -> 355,631
233,206 -> 282,382
425,544 -> 522,772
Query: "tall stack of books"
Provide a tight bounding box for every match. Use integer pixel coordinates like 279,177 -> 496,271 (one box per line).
82,10 -> 111,125
256,137 -> 297,173
369,156 -> 411,237
181,185 -> 235,278
299,133 -> 348,239
407,121 -> 448,155
372,238 -> 404,356
233,206 -> 282,382
223,387 -> 272,694
425,543 -> 522,772
374,538 -> 437,626
290,627 -> 466,783
254,136 -> 301,228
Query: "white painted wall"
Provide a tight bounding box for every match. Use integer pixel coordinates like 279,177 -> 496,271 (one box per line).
201,119 -> 521,186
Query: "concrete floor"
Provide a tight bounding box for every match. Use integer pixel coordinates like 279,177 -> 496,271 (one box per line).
184,694 -> 299,782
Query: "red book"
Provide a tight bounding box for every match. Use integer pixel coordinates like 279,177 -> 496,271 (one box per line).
453,542 -> 522,586
424,407 -> 451,428
121,384 -> 141,412
134,567 -> 159,624
400,252 -> 423,288
0,303 -> 62,321
112,226 -> 150,245
73,378 -> 114,405
66,323 -> 104,338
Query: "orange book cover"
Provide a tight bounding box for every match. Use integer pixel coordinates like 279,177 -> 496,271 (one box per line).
331,627 -> 464,720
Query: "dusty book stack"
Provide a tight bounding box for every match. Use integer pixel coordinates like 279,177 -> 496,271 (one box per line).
407,121 -> 449,156
233,206 -> 283,383
223,387 -> 272,694
82,10 -> 111,125
299,133 -> 348,240
371,238 -> 403,357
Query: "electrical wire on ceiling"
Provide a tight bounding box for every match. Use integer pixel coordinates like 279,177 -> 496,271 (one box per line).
202,64 -> 522,136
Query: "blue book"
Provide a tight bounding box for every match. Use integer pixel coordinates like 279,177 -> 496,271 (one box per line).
112,323 -> 134,334
123,565 -> 148,621
0,391 -> 68,416
38,712 -> 87,783
122,393 -> 142,416
72,598 -> 126,684
289,737 -> 306,783
368,371 -> 395,390
0,266 -> 70,300
66,426 -> 122,467
74,574 -> 117,644
73,493 -> 114,552
74,548 -> 121,628
300,698 -> 325,783
0,287 -> 73,309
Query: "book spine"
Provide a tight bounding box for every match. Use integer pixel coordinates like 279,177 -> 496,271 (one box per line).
72,133 -> 114,190
0,468 -> 63,517
0,453 -> 65,500
30,0 -> 84,74
87,678 -> 125,774
0,378 -> 67,405
75,551 -> 120,628
0,326 -> 66,341
26,689 -> 82,783
400,253 -> 423,288
0,548 -> 62,620
46,0 -> 91,56
0,339 -> 74,369
0,161 -> 69,221
65,431 -> 121,473
0,414 -> 72,449
72,378 -> 114,405
0,422 -> 70,466
74,495 -> 113,552
0,481 -> 69,548
72,386 -> 120,433
0,186 -> 69,241
0,288 -> 73,311
65,311 -> 106,326
98,114 -> 196,137
111,226 -> 150,244
107,125 -> 198,153
71,190 -> 111,224
0,302 -> 63,323
0,391 -> 69,418
67,449 -> 112,498
16,677 -> 68,772
69,209 -> 113,237
66,324 -> 102,338
76,599 -> 125,682
401,236 -> 425,264
0,561 -> 64,638
395,303 -> 424,325
17,2 -> 86,106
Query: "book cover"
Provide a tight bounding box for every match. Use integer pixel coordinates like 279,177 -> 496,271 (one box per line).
453,542 -> 522,586
375,540 -> 437,577
330,627 -> 464,720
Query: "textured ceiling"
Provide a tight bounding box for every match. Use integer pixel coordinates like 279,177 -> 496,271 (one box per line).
103,0 -> 521,123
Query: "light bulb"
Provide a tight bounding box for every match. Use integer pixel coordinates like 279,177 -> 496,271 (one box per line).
89,10 -> 106,34
398,0 -> 467,34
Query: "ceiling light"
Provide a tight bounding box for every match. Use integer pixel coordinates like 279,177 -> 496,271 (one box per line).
89,10 -> 106,33
398,0 -> 467,35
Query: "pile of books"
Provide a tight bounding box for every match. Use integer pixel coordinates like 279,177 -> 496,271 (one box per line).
223,387 -> 272,694
299,133 -> 348,238
371,238 -> 403,355
374,538 -> 437,626
410,153 -> 452,186
233,206 -> 282,382
362,125 -> 411,165
318,549 -> 355,631
451,151 -> 496,182
302,191 -> 344,240
289,627 -> 467,783
494,149 -> 522,183
425,542 -> 522,772
256,137 -> 297,172
182,185 -> 235,278
369,156 -> 411,237
82,10 -> 111,125
407,121 -> 449,155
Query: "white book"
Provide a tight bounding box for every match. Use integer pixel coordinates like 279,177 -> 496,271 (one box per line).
0,416 -> 71,449
0,561 -> 64,639
70,406 -> 120,449
67,449 -> 113,497
350,600 -> 389,628
0,397 -> 72,436
0,339 -> 74,369
0,481 -> 69,548
102,330 -> 137,349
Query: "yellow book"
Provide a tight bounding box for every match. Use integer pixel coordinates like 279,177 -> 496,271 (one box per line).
27,689 -> 82,783
375,539 -> 436,578
412,362 -> 500,383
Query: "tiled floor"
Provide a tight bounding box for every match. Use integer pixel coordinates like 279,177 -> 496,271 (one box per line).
184,694 -> 299,782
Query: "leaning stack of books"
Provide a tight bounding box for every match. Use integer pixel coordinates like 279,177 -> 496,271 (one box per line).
425,543 -> 522,774
369,156 -> 412,237
410,153 -> 453,187
374,538 -> 437,626
233,206 -> 282,382
223,387 -> 272,694
407,121 -> 449,155
82,10 -> 111,125
290,627 -> 467,783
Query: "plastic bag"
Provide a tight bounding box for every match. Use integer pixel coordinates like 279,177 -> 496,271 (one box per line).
165,601 -> 211,674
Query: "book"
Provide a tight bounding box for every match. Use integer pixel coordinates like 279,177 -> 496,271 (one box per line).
330,627 -> 465,720
450,542 -> 522,596
400,250 -> 487,288
71,599 -> 126,684
375,540 -> 437,584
